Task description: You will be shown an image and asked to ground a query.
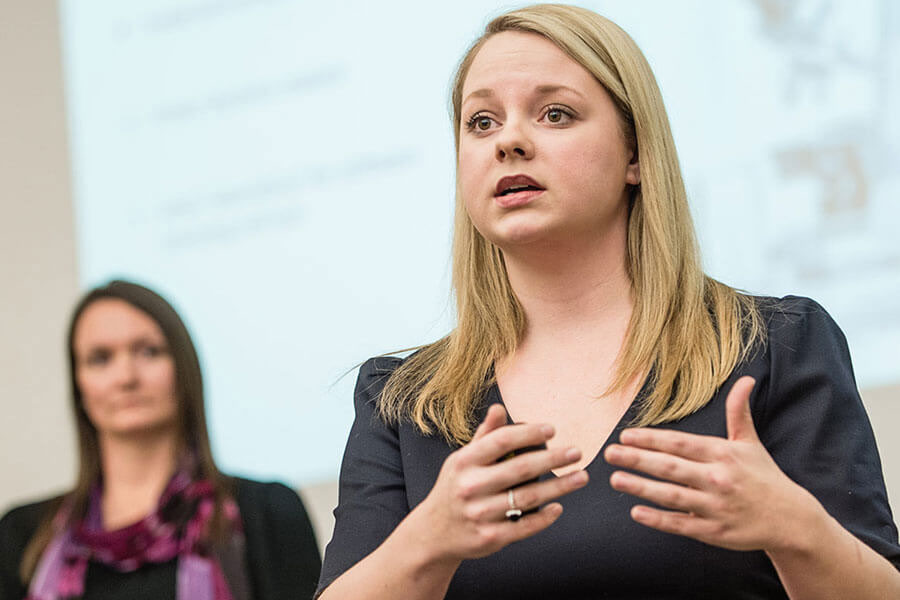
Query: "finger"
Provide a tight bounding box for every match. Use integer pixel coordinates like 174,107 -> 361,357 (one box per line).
726,376 -> 758,442
604,445 -> 708,489
617,428 -> 722,463
629,505 -> 722,543
473,404 -> 510,441
501,469 -> 589,516
496,502 -> 564,544
465,422 -> 555,465
462,470 -> 587,522
453,446 -> 582,499
480,446 -> 582,491
609,471 -> 711,514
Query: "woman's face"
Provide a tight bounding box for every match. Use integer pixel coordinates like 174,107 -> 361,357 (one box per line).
73,298 -> 179,440
458,31 -> 640,250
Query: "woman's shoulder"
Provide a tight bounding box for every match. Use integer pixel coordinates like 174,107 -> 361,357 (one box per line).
0,495 -> 63,547
358,355 -> 406,380
0,494 -> 64,585
227,477 -> 321,586
229,477 -> 305,517
754,294 -> 830,318
750,294 -> 844,343
745,294 -> 859,425
353,354 -> 407,406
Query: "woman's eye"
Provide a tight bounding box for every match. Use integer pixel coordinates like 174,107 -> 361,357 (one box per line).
85,351 -> 110,366
133,343 -> 168,359
466,113 -> 496,132
139,345 -> 166,358
544,107 -> 573,124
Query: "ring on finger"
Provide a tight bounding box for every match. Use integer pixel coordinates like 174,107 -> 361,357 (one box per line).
505,488 -> 523,521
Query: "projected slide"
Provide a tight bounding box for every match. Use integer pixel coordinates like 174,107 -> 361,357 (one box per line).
59,0 -> 900,486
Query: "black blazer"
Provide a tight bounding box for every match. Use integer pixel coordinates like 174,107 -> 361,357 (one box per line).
0,478 -> 321,600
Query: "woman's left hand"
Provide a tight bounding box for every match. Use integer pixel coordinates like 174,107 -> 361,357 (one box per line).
603,376 -> 825,553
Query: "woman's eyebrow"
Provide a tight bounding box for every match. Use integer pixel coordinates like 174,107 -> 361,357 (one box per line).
534,84 -> 584,98
462,84 -> 584,106
82,344 -> 110,353
462,88 -> 494,105
130,335 -> 166,347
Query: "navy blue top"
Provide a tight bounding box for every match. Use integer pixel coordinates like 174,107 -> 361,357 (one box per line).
318,296 -> 900,599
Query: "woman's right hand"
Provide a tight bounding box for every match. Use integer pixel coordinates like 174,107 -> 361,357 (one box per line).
318,404 -> 588,600
405,403 -> 589,565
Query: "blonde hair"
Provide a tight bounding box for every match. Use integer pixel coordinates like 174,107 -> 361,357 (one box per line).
379,4 -> 763,445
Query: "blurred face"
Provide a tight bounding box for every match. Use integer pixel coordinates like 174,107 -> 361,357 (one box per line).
73,299 -> 179,439
458,31 -> 640,250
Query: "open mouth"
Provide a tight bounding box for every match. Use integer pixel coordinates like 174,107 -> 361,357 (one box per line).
498,184 -> 543,196
495,174 -> 545,197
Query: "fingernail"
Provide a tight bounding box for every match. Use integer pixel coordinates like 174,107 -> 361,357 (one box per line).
605,445 -> 620,459
565,447 -> 581,461
541,424 -> 555,437
570,470 -> 588,485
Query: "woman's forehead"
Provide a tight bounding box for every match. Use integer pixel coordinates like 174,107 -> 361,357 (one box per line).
73,299 -> 164,348
461,31 -> 596,101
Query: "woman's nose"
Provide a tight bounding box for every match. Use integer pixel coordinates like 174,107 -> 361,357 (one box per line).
495,120 -> 534,161
111,354 -> 140,387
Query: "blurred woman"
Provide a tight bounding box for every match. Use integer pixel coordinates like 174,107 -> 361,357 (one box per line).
315,5 -> 900,599
0,280 -> 321,599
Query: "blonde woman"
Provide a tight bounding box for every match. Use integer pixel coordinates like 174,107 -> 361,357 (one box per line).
316,5 -> 900,599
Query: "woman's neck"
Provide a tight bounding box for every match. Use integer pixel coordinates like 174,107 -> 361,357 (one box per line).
495,231 -> 638,425
501,233 -> 633,345
98,430 -> 180,530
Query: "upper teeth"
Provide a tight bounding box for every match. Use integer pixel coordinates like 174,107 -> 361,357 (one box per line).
507,185 -> 529,192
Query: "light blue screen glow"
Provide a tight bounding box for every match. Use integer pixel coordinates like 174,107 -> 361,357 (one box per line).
59,0 -> 900,486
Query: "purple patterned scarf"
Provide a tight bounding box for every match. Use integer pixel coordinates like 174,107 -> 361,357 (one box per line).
26,465 -> 249,600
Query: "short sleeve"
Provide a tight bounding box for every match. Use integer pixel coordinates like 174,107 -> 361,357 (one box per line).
315,356 -> 408,597
759,296 -> 900,569
236,479 -> 322,600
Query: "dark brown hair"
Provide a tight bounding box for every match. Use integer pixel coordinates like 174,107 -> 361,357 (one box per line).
21,280 -> 231,582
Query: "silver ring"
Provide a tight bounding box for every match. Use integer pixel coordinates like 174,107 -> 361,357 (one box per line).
505,489 -> 523,521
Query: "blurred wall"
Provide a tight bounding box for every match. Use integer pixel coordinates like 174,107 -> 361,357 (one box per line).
0,1 -> 896,560
0,0 -> 80,510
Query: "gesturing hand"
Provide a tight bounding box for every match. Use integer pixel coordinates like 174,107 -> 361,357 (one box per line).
413,404 -> 589,563
603,376 -> 823,552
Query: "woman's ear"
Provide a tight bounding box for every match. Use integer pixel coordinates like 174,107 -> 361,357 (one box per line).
626,150 -> 640,186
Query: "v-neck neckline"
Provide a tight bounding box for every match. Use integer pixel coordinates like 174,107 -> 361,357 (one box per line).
483,370 -> 651,478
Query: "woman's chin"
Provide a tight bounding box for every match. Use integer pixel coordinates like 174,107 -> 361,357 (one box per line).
97,416 -> 178,440
484,218 -> 554,248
